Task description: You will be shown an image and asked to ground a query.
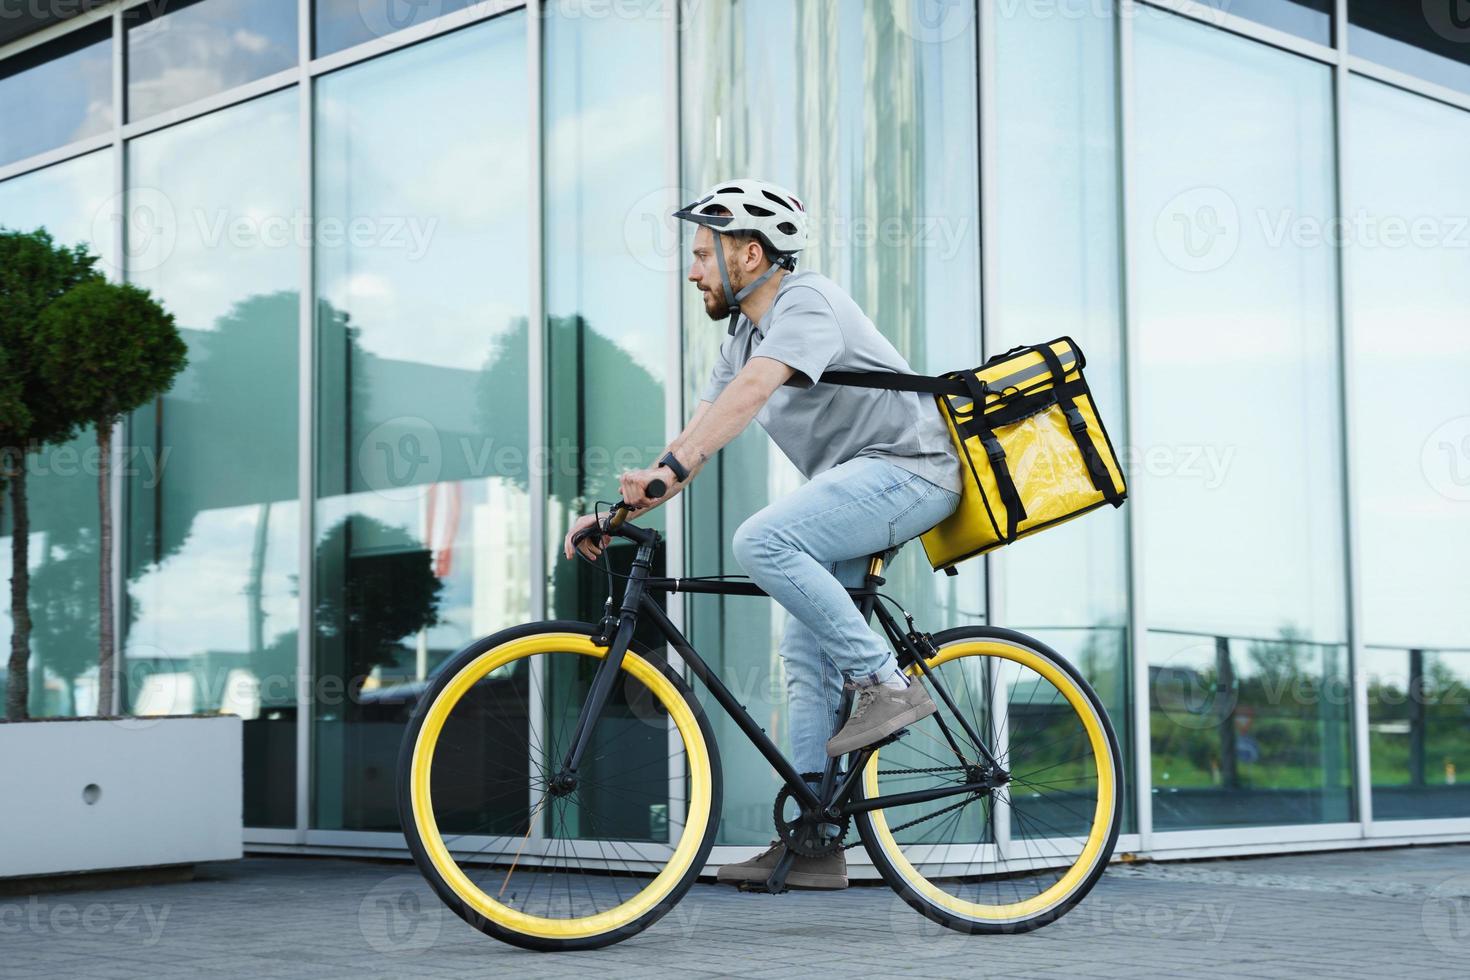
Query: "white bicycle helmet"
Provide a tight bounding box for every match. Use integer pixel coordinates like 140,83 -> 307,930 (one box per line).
674,178 -> 808,316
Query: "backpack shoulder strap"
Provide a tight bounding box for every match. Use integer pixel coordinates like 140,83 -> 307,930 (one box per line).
819,370 -> 969,397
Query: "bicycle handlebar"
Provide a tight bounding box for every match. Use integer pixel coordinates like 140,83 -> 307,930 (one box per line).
572,479 -> 667,550
607,479 -> 665,531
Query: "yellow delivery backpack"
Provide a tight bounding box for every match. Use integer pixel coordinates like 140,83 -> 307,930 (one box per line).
821,337 -> 1127,573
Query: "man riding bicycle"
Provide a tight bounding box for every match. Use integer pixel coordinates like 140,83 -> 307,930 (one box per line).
562,179 -> 961,890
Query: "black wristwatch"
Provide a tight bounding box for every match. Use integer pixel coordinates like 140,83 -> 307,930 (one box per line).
658,451 -> 690,484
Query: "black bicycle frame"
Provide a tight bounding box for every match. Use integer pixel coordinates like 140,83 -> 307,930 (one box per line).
557,524 -> 1004,821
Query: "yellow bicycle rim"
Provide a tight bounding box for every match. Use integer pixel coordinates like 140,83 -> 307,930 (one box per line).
409,632 -> 713,941
863,638 -> 1115,923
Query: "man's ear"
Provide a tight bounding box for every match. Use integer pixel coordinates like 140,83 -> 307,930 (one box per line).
746,239 -> 767,271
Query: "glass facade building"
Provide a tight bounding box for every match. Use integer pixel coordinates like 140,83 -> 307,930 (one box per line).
1,0 -> 1466,862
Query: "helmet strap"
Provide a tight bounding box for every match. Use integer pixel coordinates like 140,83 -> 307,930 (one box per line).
712,228 -> 785,322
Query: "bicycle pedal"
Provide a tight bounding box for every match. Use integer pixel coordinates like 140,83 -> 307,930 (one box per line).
872,727 -> 910,748
736,881 -> 787,894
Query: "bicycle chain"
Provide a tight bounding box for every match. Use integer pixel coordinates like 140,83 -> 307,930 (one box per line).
840,788 -> 983,851
875,765 -> 965,776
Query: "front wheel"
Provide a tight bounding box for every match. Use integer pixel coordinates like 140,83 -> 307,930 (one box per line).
855,626 -> 1123,934
396,621 -> 722,951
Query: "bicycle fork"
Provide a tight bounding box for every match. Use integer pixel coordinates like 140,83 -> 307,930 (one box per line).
551,534 -> 657,797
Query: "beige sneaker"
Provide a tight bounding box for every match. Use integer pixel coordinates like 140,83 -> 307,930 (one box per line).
826,681 -> 936,757
715,840 -> 848,890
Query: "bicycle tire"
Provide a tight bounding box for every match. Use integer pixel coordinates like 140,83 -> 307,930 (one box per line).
396,620 -> 722,951
855,625 -> 1124,934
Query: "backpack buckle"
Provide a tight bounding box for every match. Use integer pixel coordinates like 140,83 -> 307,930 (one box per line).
1063,404 -> 1087,433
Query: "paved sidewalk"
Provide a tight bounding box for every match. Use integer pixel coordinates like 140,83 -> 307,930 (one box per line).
3,845 -> 1467,978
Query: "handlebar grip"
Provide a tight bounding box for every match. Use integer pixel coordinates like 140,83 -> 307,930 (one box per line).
606,479 -> 667,533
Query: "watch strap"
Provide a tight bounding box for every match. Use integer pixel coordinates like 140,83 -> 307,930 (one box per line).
658,451 -> 690,483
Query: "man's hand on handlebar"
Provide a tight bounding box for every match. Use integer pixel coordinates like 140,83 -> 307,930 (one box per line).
618,465 -> 677,510
564,513 -> 610,561
562,475 -> 671,562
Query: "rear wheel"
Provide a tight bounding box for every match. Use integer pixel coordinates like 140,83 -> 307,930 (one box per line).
397,621 -> 721,951
855,626 -> 1123,934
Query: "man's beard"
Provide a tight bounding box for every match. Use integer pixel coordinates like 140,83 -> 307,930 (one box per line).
701,268 -> 743,321
702,288 -> 732,321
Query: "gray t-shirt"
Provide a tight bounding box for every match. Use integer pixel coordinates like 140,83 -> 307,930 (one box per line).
700,271 -> 961,493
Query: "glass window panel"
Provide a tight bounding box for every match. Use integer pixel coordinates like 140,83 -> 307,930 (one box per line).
542,3 -> 674,847
0,23 -> 111,166
544,1 -> 669,613
0,148 -> 119,275
124,91 -> 300,829
0,149 -> 113,719
313,14 -> 528,832
1185,0 -> 1332,45
314,0 -> 477,57
126,0 -> 297,122
1346,78 -> 1470,820
1349,0 -> 1470,96
682,1 -> 982,845
1133,13 -> 1352,830
991,0 -> 1133,833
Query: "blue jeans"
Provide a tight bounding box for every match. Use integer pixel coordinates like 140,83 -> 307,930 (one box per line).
731,457 -> 961,778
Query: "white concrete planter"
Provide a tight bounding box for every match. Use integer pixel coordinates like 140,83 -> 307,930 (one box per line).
0,715 -> 242,878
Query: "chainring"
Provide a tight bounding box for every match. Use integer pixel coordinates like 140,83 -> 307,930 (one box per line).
772,784 -> 850,858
